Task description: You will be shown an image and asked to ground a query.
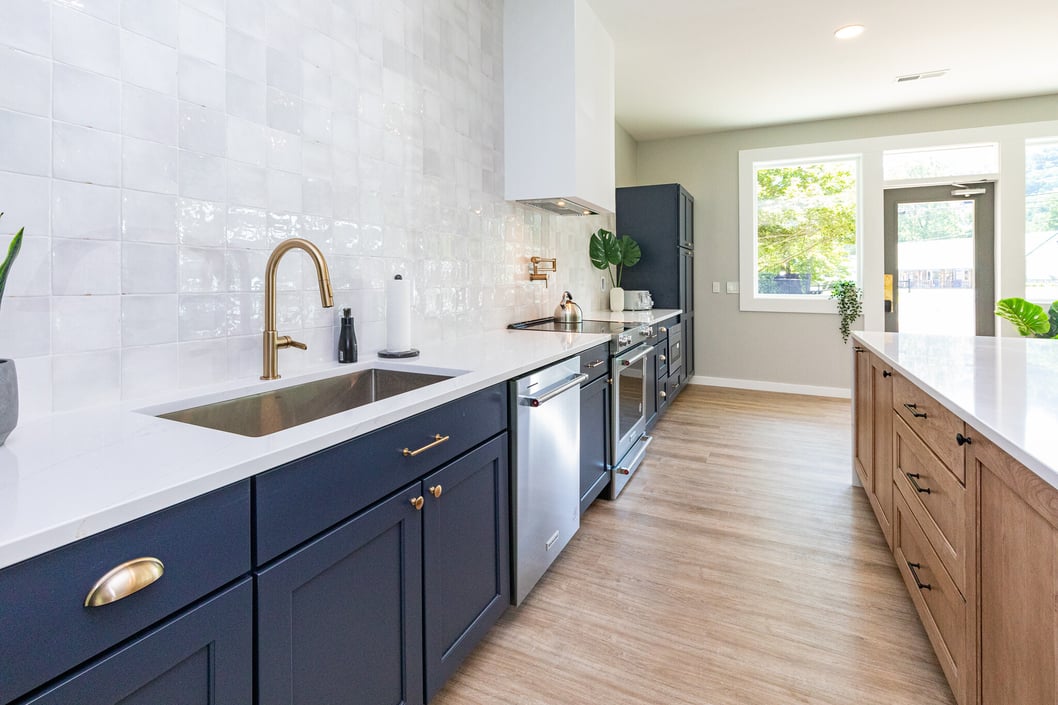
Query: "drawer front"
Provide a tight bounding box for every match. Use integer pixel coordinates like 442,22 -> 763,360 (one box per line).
667,367 -> 685,403
893,492 -> 968,704
892,373 -> 966,482
0,481 -> 250,705
579,342 -> 611,385
893,414 -> 968,593
255,382 -> 508,565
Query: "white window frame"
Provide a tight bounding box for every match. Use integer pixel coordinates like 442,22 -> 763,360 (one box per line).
740,152 -> 862,313
738,121 -> 1058,325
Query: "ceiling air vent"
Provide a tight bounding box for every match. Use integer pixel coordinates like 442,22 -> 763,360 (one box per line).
896,69 -> 949,83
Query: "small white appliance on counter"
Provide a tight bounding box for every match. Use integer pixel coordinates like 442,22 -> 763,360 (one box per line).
623,290 -> 653,311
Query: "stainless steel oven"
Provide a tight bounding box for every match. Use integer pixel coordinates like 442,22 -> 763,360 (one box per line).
610,342 -> 653,498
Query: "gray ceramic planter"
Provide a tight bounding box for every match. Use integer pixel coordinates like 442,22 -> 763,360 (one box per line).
0,359 -> 17,446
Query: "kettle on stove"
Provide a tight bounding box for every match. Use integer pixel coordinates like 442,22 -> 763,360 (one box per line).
554,291 -> 583,323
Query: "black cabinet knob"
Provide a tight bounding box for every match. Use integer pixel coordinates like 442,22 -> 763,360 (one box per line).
956,433 -> 971,446
882,370 -> 892,378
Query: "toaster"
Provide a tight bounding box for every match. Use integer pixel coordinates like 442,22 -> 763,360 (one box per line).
624,290 -> 653,311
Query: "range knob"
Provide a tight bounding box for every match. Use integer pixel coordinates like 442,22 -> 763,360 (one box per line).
618,334 -> 631,347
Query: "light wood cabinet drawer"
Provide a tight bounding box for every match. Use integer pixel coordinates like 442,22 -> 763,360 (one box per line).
894,491 -> 969,705
892,373 -> 967,483
893,413 -> 969,594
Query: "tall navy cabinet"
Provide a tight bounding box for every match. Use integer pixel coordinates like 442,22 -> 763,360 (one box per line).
616,184 -> 695,378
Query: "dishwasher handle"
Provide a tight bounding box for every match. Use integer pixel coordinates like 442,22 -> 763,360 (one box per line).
521,373 -> 589,407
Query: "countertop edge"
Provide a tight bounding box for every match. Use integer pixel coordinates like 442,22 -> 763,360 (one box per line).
851,332 -> 1058,490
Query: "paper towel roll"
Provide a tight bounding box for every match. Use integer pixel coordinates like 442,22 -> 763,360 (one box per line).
386,275 -> 412,352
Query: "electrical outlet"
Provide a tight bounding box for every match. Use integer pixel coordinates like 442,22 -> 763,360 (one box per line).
712,281 -> 721,294
600,276 -> 606,291
726,281 -> 739,294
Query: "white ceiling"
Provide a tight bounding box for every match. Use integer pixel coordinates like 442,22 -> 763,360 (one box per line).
586,0 -> 1058,141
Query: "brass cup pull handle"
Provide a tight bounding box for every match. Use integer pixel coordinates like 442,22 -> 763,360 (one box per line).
903,402 -> 928,419
906,472 -> 931,494
84,557 -> 165,608
429,485 -> 443,498
410,496 -> 424,511
906,561 -> 932,591
402,434 -> 450,457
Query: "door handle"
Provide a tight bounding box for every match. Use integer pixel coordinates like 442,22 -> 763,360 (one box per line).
619,345 -> 654,367
520,373 -> 589,407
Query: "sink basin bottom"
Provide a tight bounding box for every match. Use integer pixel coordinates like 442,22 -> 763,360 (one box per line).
156,368 -> 455,437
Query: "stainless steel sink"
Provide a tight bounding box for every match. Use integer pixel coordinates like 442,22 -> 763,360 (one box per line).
155,368 -> 455,437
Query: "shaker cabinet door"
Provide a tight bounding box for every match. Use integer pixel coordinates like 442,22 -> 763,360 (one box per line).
580,376 -> 612,508
256,485 -> 425,705
21,579 -> 252,705
422,435 -> 510,701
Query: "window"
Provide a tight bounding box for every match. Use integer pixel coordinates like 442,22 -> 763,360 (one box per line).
1026,139 -> 1058,304
749,156 -> 860,306
883,143 -> 998,181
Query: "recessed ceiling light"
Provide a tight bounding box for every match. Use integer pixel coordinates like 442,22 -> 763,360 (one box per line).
834,24 -> 865,40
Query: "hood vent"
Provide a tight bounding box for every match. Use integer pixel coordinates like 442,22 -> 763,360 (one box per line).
519,198 -> 599,216
896,68 -> 949,83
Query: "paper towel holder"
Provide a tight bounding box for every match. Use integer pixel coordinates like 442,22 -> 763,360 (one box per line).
378,274 -> 420,359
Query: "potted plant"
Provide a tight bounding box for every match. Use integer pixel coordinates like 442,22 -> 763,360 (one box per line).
589,228 -> 641,312
0,213 -> 24,446
829,280 -> 863,344
995,297 -> 1058,338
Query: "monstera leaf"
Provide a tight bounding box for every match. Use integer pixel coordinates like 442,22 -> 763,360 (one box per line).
995,297 -> 1051,337
589,229 -> 620,285
0,213 -> 23,311
617,235 -> 641,268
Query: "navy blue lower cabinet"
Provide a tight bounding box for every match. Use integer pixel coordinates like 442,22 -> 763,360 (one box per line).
422,434 -> 509,701
256,484 -> 425,705
20,578 -> 253,704
579,376 -> 611,511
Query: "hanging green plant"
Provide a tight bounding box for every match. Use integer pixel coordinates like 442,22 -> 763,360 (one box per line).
995,297 -> 1058,338
589,228 -> 641,288
829,280 -> 863,344
0,212 -> 24,312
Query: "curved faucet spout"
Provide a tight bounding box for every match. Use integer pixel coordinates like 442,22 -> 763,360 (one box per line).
261,238 -> 335,380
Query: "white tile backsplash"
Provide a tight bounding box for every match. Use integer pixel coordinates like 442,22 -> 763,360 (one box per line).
0,0 -> 612,418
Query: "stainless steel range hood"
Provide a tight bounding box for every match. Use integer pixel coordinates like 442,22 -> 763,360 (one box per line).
518,197 -> 599,216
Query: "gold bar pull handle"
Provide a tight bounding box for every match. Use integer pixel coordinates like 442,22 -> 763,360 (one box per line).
402,434 -> 450,457
84,557 -> 165,608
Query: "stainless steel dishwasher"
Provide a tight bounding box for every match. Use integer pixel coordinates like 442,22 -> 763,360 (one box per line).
510,356 -> 587,605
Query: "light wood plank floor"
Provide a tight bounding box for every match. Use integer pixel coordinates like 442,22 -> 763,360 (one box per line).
433,385 -> 956,705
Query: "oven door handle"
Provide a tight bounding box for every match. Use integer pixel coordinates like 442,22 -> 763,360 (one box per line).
520,373 -> 589,407
619,345 -> 654,367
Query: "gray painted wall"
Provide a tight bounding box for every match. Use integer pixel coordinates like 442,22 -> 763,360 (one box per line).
633,94 -> 1058,392
615,121 -> 638,188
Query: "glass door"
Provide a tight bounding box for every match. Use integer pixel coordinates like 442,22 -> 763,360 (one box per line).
883,183 -> 996,335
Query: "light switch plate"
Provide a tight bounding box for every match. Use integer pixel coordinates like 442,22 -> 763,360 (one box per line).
726,281 -> 739,294
712,281 -> 720,293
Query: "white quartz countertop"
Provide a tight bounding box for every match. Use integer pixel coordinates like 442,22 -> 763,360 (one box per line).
853,332 -> 1058,490
0,328 -> 612,570
582,308 -> 681,324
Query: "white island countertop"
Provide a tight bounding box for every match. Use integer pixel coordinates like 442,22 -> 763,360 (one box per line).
853,331 -> 1058,490
0,328 -> 611,570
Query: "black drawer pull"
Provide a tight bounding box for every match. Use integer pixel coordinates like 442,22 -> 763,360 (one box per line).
882,370 -> 892,377
853,346 -> 865,352
906,472 -> 931,494
903,403 -> 928,419
585,359 -> 605,369
906,561 -> 932,590
955,432 -> 971,446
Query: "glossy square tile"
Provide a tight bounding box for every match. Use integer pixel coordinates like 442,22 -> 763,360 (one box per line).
0,296 -> 50,358
178,4 -> 225,66
179,103 -> 227,155
123,242 -> 179,293
52,295 -> 122,352
121,343 -> 179,399
122,85 -> 178,144
122,29 -> 179,94
122,295 -> 179,346
52,180 -> 121,240
53,123 -> 121,186
121,0 -> 179,46
53,64 -> 121,132
179,55 -> 226,110
122,191 -> 178,243
0,172 -> 50,238
0,46 -> 50,115
52,238 -> 121,295
53,5 -> 120,77
0,109 -> 50,176
122,137 -> 179,194
226,116 -> 268,166
176,198 -> 226,246
179,151 -> 226,201
0,0 -> 51,57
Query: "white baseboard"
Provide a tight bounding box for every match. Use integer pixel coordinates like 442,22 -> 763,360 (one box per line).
688,375 -> 851,399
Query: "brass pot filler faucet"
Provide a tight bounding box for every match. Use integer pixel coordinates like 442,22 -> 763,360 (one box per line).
261,238 -> 334,380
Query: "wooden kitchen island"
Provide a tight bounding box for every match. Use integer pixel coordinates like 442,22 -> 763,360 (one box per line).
852,331 -> 1058,705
